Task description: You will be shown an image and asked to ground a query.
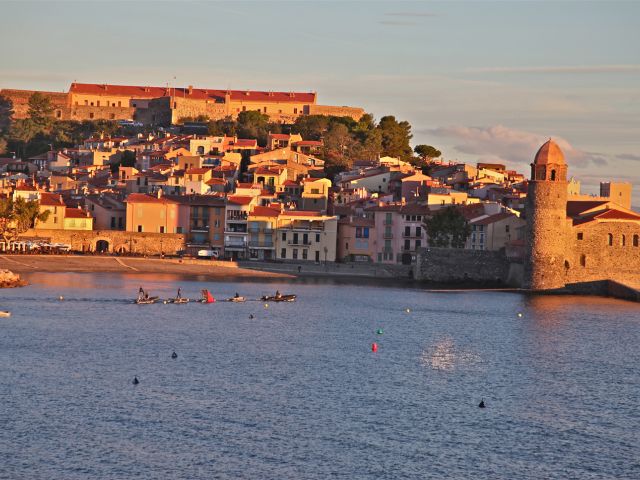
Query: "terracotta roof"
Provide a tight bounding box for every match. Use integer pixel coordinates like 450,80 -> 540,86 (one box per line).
64,207 -> 91,219
566,200 -> 609,218
227,195 -> 255,206
338,217 -> 375,227
534,139 -> 565,165
573,208 -> 640,225
251,206 -> 281,217
283,180 -> 299,187
281,210 -> 323,217
254,166 -> 284,175
39,193 -> 65,207
206,178 -> 227,185
234,139 -> 258,148
69,83 -> 316,104
293,140 -> 323,147
270,134 -> 290,140
185,167 -> 211,175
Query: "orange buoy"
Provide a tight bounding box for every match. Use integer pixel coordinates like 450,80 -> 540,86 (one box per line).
371,342 -> 378,352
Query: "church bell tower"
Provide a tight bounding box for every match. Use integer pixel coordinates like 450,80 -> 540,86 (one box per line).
524,139 -> 568,290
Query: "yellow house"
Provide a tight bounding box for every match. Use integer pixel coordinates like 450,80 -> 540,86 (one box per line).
252,166 -> 287,193
275,211 -> 338,263
247,205 -> 281,261
63,207 -> 94,230
125,192 -> 189,234
36,193 -> 66,230
184,167 -> 213,194
300,177 -> 331,211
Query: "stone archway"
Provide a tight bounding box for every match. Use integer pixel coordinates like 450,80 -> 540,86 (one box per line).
92,237 -> 113,253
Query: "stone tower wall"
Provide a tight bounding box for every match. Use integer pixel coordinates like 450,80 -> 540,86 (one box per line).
524,181 -> 568,290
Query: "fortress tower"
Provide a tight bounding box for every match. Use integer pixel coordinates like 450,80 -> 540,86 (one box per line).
524,140 -> 569,290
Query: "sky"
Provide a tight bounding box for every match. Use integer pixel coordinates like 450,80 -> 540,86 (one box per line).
1,0 -> 639,204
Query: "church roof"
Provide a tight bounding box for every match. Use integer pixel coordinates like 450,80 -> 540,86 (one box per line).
534,139 -> 565,165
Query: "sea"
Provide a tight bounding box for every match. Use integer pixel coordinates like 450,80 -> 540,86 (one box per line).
0,272 -> 638,479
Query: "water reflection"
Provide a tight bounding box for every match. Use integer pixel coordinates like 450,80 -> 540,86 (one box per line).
420,336 -> 482,372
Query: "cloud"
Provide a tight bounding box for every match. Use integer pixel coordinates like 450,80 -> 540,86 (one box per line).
427,125 -> 609,167
465,65 -> 640,74
616,153 -> 640,162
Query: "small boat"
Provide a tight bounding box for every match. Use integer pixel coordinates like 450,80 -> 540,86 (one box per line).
261,294 -> 296,302
199,289 -> 216,304
165,297 -> 190,304
227,296 -> 246,303
0,311 -> 11,318
135,296 -> 159,305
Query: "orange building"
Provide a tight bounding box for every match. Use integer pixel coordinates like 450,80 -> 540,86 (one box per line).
125,192 -> 189,234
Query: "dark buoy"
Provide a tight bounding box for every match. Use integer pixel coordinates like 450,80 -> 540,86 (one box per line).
171,351 -> 177,359
133,376 -> 139,385
478,399 -> 485,408
249,314 -> 254,319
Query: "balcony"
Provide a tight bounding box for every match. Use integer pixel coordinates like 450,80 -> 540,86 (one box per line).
225,227 -> 247,234
249,241 -> 275,249
383,232 -> 393,239
402,232 -> 422,238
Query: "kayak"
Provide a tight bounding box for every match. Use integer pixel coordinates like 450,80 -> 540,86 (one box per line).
261,294 -> 296,302
135,296 -> 159,304
227,296 -> 246,303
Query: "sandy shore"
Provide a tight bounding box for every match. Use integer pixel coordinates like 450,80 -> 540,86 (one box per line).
0,254 -> 294,280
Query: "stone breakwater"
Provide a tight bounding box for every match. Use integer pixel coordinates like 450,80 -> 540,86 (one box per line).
0,269 -> 26,288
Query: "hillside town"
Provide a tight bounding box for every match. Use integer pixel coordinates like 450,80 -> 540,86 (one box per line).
0,84 -> 636,272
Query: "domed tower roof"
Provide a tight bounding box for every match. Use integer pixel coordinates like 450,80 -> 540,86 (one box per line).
534,139 -> 565,165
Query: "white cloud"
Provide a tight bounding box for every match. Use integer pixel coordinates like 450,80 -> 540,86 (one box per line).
426,125 -> 609,167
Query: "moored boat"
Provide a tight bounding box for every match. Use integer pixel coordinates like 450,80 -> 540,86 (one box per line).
0,311 -> 11,318
199,289 -> 216,304
135,296 -> 159,305
261,294 -> 296,302
227,296 -> 246,303
165,297 -> 190,304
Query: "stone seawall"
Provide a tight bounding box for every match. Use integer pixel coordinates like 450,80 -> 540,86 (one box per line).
415,247 -> 519,286
20,229 -> 185,255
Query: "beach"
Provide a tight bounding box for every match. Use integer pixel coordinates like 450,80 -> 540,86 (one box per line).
0,254 -> 294,280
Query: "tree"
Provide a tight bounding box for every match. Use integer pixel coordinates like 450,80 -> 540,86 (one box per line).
0,197 -> 50,244
424,206 -> 471,248
27,92 -> 55,131
0,94 -> 14,135
377,115 -> 413,160
121,150 -> 136,168
8,119 -> 38,158
236,110 -> 270,146
0,137 -> 7,155
414,144 -> 441,161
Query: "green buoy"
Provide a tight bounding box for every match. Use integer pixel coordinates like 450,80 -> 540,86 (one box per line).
376,328 -> 384,335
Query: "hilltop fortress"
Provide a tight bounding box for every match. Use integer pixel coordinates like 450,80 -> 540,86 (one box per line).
0,82 -> 365,125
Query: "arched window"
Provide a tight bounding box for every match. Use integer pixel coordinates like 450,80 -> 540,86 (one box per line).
634,234 -> 639,247
550,169 -> 556,181
621,234 -> 626,246
580,254 -> 586,267
607,233 -> 613,246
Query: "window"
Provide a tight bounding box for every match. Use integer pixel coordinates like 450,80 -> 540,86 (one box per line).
281,248 -> 286,259
292,248 -> 298,259
303,233 -> 308,245
405,226 -> 411,236
118,101 -> 121,107
56,110 -> 61,118
622,235 -> 626,246
263,107 -> 267,113
505,225 -> 510,233
415,240 -> 421,249
137,225 -> 143,232
580,254 -> 586,267
346,242 -> 349,250
84,100 -> 88,106
110,114 -> 115,120
118,218 -> 123,229
316,233 -> 320,242
634,234 -> 639,247
404,239 -> 411,250
282,232 -> 287,241
416,226 -> 422,237
97,101 -> 100,107
242,106 -> 246,111
608,233 -> 613,246
110,217 -> 116,228
577,232 -> 583,240
89,112 -> 94,119
176,227 -> 183,234
550,169 -> 556,181
302,249 -> 308,260
160,226 -> 165,233
294,108 -> 298,114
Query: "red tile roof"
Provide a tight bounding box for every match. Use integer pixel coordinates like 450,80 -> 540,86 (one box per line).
566,200 -> 609,218
70,83 -> 316,103
64,207 -> 91,219
270,134 -> 290,140
39,193 -> 65,207
125,193 -> 178,204
234,139 -> 258,148
251,206 -> 281,217
227,195 -> 255,206
185,167 -> 211,175
573,208 -> 640,225
293,140 -> 323,147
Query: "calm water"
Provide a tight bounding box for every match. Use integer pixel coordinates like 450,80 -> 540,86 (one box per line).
0,273 -> 639,479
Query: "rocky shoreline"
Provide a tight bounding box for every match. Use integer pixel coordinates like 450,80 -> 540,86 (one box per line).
0,269 -> 27,288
